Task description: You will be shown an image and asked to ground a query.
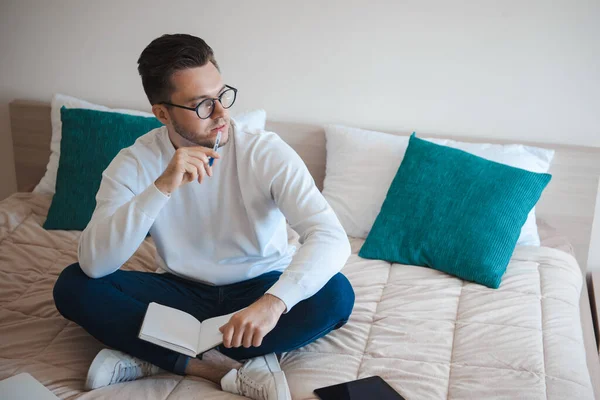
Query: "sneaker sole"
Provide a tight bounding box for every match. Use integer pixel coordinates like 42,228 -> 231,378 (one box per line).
263,354 -> 291,400
263,353 -> 282,373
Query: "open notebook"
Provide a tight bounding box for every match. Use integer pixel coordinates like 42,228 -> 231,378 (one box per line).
138,302 -> 238,357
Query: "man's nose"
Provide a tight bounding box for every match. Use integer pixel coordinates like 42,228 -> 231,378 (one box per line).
211,100 -> 227,120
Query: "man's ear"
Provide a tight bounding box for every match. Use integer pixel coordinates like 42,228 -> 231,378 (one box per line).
152,104 -> 170,125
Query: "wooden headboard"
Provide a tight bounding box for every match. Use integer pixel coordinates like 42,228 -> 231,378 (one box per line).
10,100 -> 52,192
9,99 -> 600,273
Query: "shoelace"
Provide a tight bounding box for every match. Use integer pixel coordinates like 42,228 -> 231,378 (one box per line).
113,364 -> 136,384
113,360 -> 153,384
237,372 -> 267,400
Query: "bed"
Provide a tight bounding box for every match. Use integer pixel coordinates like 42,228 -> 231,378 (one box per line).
2,99 -> 600,399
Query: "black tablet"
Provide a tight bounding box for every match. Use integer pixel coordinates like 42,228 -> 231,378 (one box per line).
314,376 -> 406,400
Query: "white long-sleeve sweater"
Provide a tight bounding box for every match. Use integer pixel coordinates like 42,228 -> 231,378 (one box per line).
78,123 -> 351,312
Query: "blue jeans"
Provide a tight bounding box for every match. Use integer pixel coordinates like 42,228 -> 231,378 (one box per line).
53,263 -> 355,375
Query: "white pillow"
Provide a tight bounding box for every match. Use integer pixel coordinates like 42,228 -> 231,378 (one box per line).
323,124 -> 554,246
232,108 -> 266,132
34,93 -> 267,195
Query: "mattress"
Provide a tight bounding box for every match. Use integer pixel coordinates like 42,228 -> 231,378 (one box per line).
0,192 -> 595,399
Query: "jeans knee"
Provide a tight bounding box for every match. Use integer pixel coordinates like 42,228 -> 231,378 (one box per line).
53,262 -> 87,317
327,273 -> 355,321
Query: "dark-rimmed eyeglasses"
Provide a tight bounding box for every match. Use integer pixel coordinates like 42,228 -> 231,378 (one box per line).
161,85 -> 238,119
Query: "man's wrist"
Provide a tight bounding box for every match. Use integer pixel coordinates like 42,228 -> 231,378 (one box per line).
154,177 -> 171,196
261,293 -> 287,315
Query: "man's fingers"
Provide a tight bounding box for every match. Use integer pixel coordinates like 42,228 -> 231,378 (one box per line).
186,158 -> 207,183
188,152 -> 210,167
242,329 -> 254,348
183,163 -> 199,183
186,147 -> 220,160
187,154 -> 215,180
231,325 -> 244,348
252,330 -> 263,347
187,150 -> 216,178
197,163 -> 206,184
204,162 -> 213,177
221,323 -> 234,348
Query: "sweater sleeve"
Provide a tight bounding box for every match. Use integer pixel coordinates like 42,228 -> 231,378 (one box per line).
77,150 -> 170,278
252,133 -> 351,312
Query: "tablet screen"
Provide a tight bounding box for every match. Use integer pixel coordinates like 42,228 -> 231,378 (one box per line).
314,376 -> 405,400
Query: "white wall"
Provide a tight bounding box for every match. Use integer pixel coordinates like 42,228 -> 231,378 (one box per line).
589,184 -> 600,272
1,0 -> 599,202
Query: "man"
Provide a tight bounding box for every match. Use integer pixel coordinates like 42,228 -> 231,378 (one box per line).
52,34 -> 354,400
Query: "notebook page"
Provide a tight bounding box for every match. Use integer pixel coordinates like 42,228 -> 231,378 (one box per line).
138,334 -> 197,358
196,310 -> 239,354
140,302 -> 201,354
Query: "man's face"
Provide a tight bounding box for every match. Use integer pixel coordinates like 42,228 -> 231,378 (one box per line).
160,62 -> 231,149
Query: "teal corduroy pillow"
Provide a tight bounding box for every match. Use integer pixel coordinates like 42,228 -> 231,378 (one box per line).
358,134 -> 552,288
43,107 -> 163,230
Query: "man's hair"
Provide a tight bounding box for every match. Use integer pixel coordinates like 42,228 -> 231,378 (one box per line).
137,34 -> 220,105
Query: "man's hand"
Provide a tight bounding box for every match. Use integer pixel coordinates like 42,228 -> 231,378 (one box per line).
219,294 -> 286,348
155,147 -> 220,195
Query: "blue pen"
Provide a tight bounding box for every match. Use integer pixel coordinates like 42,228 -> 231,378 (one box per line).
208,130 -> 221,167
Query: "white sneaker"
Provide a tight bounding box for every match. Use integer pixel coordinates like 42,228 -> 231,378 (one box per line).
85,349 -> 161,390
220,353 -> 291,400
